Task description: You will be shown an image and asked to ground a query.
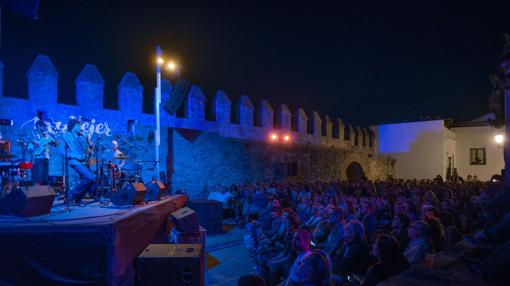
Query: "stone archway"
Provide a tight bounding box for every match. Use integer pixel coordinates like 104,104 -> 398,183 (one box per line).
346,161 -> 365,182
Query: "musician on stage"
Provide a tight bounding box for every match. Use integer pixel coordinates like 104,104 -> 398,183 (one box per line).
61,118 -> 97,204
29,120 -> 58,185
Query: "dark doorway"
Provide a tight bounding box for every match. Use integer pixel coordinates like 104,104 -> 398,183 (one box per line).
346,161 -> 364,182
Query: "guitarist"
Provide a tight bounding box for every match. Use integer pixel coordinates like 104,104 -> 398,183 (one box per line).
29,120 -> 59,185
61,118 -> 97,205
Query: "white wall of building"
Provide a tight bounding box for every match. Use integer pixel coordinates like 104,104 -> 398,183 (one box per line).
374,117 -> 505,181
372,120 -> 445,179
453,125 -> 504,181
444,128 -> 457,177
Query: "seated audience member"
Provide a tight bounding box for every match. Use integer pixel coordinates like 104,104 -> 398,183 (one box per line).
259,215 -> 300,284
424,216 -> 445,252
323,207 -> 346,257
207,186 -> 234,217
311,221 -> 332,249
259,198 -> 280,231
391,212 -> 411,250
238,274 -> 267,286
285,249 -> 333,286
439,211 -> 462,247
271,229 -> 312,286
332,220 -> 373,280
374,197 -> 392,229
361,234 -> 409,286
304,205 -> 323,229
359,198 -> 378,243
265,209 -> 284,237
404,220 -> 432,264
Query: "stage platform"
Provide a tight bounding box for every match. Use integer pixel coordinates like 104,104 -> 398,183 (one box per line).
0,195 -> 187,286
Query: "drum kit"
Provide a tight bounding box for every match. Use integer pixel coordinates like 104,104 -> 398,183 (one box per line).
90,143 -> 150,202
0,140 -> 34,198
1,135 -> 153,203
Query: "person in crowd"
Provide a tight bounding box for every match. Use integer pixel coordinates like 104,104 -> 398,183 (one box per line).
207,186 -> 234,218
361,234 -> 409,286
359,198 -> 378,243
391,212 -> 411,250
265,209 -> 284,237
285,249 -> 334,286
332,220 -> 373,280
374,197 -> 392,229
277,229 -> 313,286
404,220 -> 432,264
311,221 -> 332,249
323,207 -> 346,257
423,216 -> 445,252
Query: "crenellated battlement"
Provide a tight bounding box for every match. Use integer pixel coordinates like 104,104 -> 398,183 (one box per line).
0,54 -> 376,154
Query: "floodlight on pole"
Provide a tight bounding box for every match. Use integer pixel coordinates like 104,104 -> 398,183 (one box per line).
167,61 -> 176,71
154,46 -> 179,180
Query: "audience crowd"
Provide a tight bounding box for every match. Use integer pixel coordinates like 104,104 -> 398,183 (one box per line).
215,176 -> 510,286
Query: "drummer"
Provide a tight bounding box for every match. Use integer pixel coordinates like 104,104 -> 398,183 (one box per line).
108,140 -> 126,168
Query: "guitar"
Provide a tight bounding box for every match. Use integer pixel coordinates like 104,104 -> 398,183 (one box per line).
81,130 -> 97,167
28,132 -> 60,158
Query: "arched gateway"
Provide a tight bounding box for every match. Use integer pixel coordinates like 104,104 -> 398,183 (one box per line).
346,161 -> 365,182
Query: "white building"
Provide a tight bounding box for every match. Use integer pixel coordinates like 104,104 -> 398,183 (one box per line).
372,113 -> 504,181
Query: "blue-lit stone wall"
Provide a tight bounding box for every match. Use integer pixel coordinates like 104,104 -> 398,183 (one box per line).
172,130 -> 395,198
0,54 -> 394,198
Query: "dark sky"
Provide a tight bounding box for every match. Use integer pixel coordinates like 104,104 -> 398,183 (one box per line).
2,1 -> 510,127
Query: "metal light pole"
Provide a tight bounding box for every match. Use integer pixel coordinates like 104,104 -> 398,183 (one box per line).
155,46 -> 162,180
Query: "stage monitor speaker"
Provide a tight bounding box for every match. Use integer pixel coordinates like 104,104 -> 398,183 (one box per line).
170,207 -> 199,233
188,200 -> 223,235
136,244 -> 203,286
0,185 -> 55,216
111,182 -> 146,206
145,181 -> 165,201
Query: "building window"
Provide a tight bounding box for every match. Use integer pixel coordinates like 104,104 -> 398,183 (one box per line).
470,148 -> 486,165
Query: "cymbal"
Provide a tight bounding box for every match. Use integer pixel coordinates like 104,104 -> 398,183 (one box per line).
114,155 -> 130,160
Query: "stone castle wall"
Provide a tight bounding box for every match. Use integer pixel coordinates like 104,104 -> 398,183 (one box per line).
0,54 -> 394,197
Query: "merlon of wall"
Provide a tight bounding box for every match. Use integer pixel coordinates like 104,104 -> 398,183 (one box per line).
236,95 -> 254,126
310,111 -> 322,136
277,104 -> 292,131
322,115 -> 333,137
76,64 -> 104,109
295,108 -> 308,134
117,72 -> 143,113
258,100 -> 274,128
185,85 -> 206,121
213,90 -> 231,124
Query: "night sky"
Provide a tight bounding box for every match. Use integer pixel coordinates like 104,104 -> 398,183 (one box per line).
2,1 -> 510,127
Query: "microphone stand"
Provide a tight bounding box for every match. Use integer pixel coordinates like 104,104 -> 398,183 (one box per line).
63,140 -> 72,212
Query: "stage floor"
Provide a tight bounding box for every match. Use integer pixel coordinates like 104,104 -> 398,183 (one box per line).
0,195 -> 187,286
